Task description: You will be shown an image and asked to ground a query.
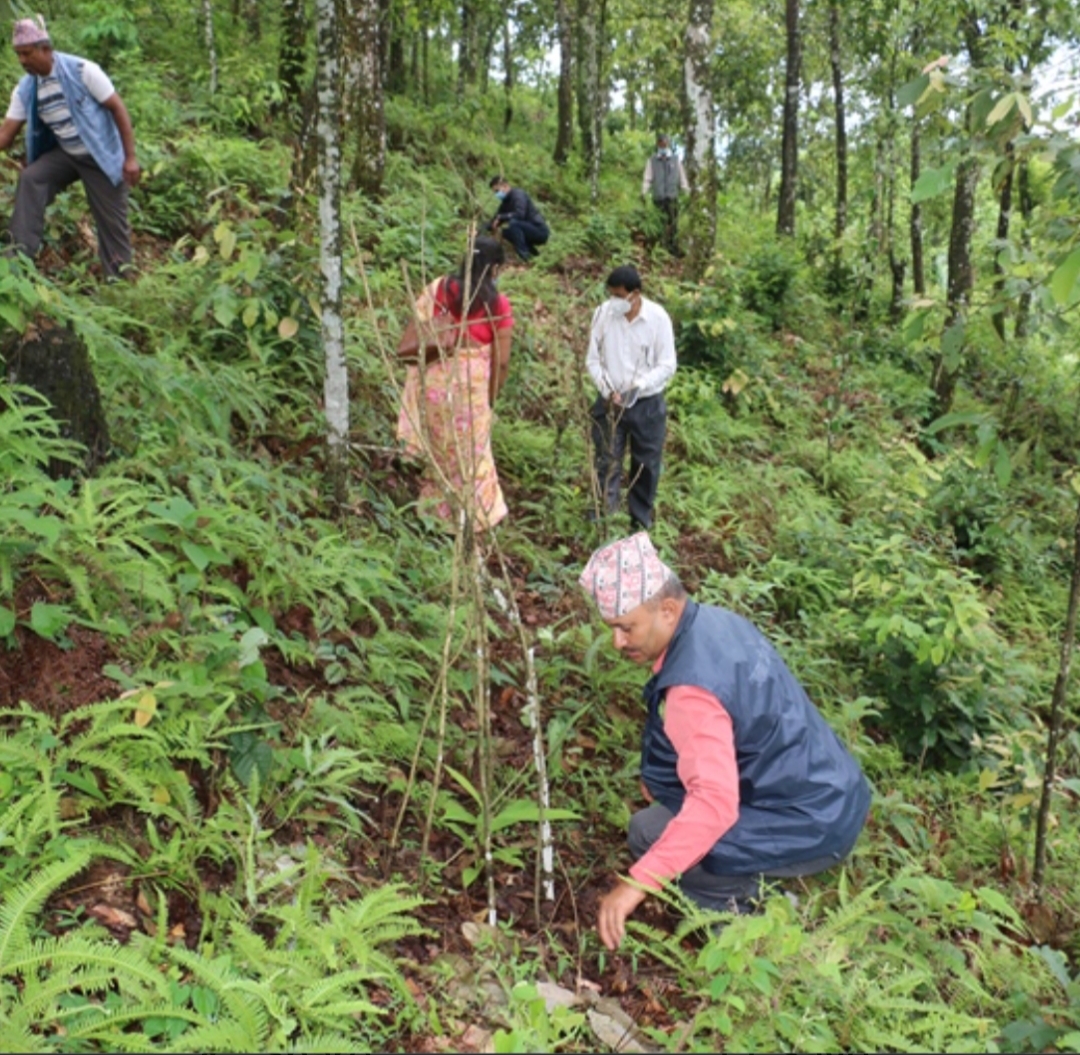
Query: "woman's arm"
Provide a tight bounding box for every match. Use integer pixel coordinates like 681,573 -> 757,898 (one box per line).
489,324 -> 513,405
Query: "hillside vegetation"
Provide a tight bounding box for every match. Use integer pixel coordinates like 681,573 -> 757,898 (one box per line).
1,3 -> 1080,1052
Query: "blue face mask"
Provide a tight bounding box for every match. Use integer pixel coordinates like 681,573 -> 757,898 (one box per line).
495,190 -> 507,201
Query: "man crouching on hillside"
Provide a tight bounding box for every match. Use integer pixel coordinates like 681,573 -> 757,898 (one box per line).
578,534 -> 871,951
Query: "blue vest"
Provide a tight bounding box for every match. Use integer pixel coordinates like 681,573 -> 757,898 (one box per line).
641,601 -> 871,875
16,52 -> 125,186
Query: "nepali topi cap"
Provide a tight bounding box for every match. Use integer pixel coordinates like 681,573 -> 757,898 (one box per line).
12,15 -> 49,47
579,532 -> 674,620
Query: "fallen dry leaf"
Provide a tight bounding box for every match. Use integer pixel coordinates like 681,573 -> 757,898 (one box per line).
88,904 -> 137,929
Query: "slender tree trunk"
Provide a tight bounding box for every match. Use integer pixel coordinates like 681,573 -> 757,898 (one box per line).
421,16 -> 430,104
458,0 -> 478,96
776,0 -> 800,236
1033,489 -> 1080,893
502,16 -> 514,130
344,0 -> 386,197
829,3 -> 846,248
576,0 -> 599,196
910,120 -> 925,295
202,0 -> 219,95
316,0 -> 348,507
991,147 -> 1015,341
683,0 -> 717,279
553,0 -> 574,165
279,0 -> 307,104
929,155 -> 980,419
1015,157 -> 1034,338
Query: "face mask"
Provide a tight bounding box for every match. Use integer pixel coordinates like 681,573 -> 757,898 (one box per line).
608,296 -> 632,317
658,148 -> 671,158
495,190 -> 507,201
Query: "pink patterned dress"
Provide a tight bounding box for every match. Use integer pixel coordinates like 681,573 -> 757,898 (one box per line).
396,278 -> 513,531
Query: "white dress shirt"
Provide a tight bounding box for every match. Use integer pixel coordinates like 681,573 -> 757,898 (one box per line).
586,296 -> 677,400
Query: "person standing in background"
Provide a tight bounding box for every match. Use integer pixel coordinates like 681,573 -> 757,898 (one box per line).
642,134 -> 688,257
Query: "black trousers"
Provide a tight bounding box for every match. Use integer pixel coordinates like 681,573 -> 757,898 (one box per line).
590,392 -> 667,529
653,196 -> 679,255
501,218 -> 549,261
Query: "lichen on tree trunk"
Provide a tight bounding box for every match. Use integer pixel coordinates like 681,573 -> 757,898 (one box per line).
1,317 -> 110,478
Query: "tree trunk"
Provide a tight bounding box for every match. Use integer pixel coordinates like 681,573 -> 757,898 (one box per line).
553,0 -> 574,165
1,320 -> 110,479
344,0 -> 386,198
502,15 -> 513,130
1033,488 -> 1080,893
245,0 -> 261,40
776,0 -> 800,236
991,147 -> 1014,341
202,0 -> 219,95
829,3 -> 846,246
458,0 -> 478,96
421,15 -> 430,105
929,155 -> 980,420
910,120 -> 925,295
1015,157 -> 1034,338
683,0 -> 716,279
315,0 -> 348,507
279,0 -> 307,104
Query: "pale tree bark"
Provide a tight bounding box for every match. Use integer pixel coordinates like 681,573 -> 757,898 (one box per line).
502,15 -> 514,130
553,0 -> 574,165
576,0 -> 602,200
344,0 -> 386,197
776,0 -> 800,236
1015,156 -> 1033,338
202,0 -> 219,95
316,0 -> 349,506
683,0 -> 716,279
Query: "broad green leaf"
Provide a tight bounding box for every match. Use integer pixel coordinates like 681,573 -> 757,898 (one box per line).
1016,93 -> 1032,127
985,93 -> 1015,127
238,626 -> 269,669
444,763 -> 481,806
242,301 -> 260,328
441,800 -> 478,827
133,692 -> 157,728
897,73 -> 930,110
215,222 -> 237,261
993,441 -> 1012,488
0,606 -> 14,636
911,163 -> 956,203
29,602 -> 70,641
491,800 -> 581,832
1050,247 -> 1080,306
1052,97 -> 1075,121
0,771 -> 13,799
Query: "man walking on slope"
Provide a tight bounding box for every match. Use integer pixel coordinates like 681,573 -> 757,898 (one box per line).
578,534 -> 871,951
642,133 -> 688,257
586,265 -> 676,530
0,15 -> 140,277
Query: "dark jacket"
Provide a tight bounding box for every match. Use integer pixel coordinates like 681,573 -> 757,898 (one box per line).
492,187 -> 548,231
640,601 -> 871,876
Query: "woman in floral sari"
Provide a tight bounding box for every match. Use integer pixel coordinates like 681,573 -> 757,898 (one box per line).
397,237 -> 513,531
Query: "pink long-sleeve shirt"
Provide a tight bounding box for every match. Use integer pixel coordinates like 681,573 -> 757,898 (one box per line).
628,668 -> 740,890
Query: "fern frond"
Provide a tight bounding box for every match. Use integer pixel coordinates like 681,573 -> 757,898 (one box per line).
285,1034 -> 362,1054
163,1019 -> 266,1054
165,945 -> 269,1046
0,849 -> 92,966
0,1020 -> 49,1054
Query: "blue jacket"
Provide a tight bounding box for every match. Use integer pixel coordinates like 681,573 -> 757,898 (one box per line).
15,52 -> 125,186
640,601 -> 870,875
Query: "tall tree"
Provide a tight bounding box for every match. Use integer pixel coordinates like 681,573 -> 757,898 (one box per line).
683,0 -> 717,278
315,0 -> 349,506
344,0 -> 386,197
202,0 -> 219,95
458,0 -> 479,95
910,119 -> 925,294
776,0 -> 801,236
576,0 -> 603,200
278,0 -> 307,103
553,0 -> 574,165
828,2 -> 846,274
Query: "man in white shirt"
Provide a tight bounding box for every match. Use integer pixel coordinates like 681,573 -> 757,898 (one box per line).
0,16 -> 140,277
585,265 -> 677,529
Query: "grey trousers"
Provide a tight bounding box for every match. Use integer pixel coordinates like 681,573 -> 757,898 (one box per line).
590,392 -> 667,529
629,802 -> 848,912
7,148 -> 131,277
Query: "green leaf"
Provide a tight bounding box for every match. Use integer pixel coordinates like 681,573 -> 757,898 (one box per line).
940,319 -> 965,371
228,730 -> 274,788
985,93 -> 1015,127
441,800 -> 478,827
911,163 -> 957,204
1050,247 -> 1080,306
214,221 -> 237,261
897,74 -> 930,110
181,540 -> 210,571
491,800 -> 581,832
923,410 -> 986,436
237,627 -> 269,669
0,606 -> 14,636
993,441 -> 1012,488
28,602 -> 71,641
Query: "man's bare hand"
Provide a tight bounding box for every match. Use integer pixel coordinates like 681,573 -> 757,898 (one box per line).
597,879 -> 647,951
122,157 -> 141,187
640,779 -> 654,803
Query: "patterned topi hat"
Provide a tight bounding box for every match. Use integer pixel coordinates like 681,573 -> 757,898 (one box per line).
578,532 -> 674,620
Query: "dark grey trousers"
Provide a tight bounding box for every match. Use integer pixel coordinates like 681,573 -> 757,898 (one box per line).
654,196 -> 680,255
629,802 -> 849,912
590,392 -> 667,529
7,148 -> 131,277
